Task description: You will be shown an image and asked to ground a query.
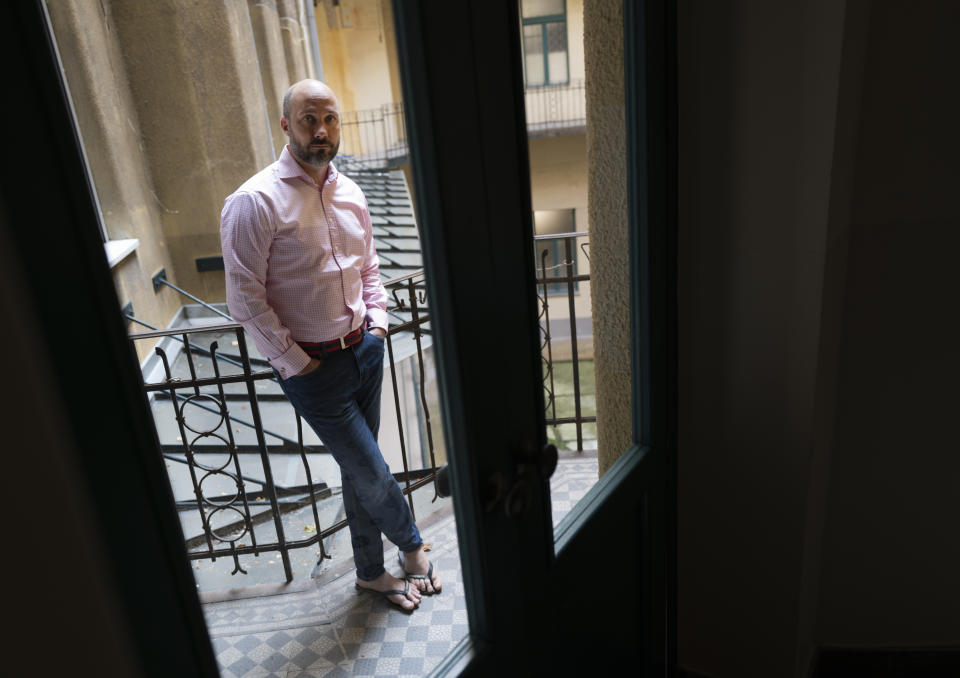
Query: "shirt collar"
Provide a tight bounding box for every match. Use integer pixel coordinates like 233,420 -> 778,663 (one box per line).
278,146 -> 339,186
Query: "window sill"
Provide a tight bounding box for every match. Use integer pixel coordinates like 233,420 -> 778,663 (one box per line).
104,238 -> 139,268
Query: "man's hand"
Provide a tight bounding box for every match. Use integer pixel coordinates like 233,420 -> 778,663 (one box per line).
297,357 -> 323,376
369,327 -> 386,339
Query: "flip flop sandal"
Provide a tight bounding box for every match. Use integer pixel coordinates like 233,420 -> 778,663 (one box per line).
398,552 -> 441,594
355,579 -> 417,613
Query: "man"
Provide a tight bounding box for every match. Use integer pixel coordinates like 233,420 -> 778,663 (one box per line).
220,79 -> 440,612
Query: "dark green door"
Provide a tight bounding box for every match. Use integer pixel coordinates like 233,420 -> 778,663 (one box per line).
393,2 -> 676,674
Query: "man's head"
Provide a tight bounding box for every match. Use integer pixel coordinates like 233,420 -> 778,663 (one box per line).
280,79 -> 340,170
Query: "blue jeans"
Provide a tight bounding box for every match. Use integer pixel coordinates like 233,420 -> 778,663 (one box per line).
277,332 -> 423,581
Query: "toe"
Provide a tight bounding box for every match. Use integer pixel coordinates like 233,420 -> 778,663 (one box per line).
391,593 -> 415,610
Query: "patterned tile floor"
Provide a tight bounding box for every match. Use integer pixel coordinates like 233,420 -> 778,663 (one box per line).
203,452 -> 598,677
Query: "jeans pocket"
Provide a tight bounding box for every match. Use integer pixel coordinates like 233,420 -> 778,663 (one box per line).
288,359 -> 325,382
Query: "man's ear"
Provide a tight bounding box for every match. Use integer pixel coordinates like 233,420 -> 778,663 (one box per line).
280,117 -> 289,135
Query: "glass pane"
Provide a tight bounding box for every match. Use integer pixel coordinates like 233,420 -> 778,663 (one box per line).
524,24 -> 546,87
546,22 -> 568,84
519,1 -> 627,533
522,0 -> 565,19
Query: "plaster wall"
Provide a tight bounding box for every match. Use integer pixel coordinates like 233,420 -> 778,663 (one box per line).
528,134 -> 591,343
313,0 -> 394,113
107,0 -> 275,305
277,0 -> 310,85
584,0 -> 629,476
248,0 -> 291,156
566,0 -> 586,81
44,0 -> 181,360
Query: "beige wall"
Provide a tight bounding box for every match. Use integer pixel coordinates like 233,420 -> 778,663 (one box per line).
566,0 -> 586,81
313,0 -> 395,113
584,0 -> 629,475
46,0 -> 317,358
248,0 -> 292,156
528,134 -> 592,350
45,0 -> 181,360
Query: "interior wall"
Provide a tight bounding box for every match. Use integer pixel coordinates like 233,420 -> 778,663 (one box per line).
814,0 -> 960,648
679,0 -> 960,676
1,199 -> 144,678
676,0 -> 848,675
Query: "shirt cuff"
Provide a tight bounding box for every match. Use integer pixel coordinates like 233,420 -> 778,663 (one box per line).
366,308 -> 389,332
269,343 -> 312,380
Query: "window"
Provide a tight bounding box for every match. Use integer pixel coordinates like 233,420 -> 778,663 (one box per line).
533,209 -> 578,296
520,0 -> 569,87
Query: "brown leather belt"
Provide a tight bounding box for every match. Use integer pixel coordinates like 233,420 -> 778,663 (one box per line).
297,324 -> 366,358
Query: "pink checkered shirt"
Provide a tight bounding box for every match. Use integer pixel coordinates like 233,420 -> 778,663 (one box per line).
220,147 -> 388,380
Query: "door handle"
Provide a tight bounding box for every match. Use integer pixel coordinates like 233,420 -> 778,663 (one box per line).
484,444 -> 559,518
517,443 -> 558,481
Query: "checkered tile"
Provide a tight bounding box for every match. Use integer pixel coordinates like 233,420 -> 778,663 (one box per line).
204,455 -> 597,677
550,453 -> 600,526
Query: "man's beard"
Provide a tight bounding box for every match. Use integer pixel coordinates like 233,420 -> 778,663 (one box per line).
289,136 -> 339,167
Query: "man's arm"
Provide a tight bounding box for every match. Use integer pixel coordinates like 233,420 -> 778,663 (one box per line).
220,192 -> 314,379
359,197 -> 389,337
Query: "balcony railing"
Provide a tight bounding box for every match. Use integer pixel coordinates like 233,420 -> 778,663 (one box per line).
129,233 -> 593,586
335,81 -> 586,171
524,79 -> 586,136
129,271 -> 436,584
534,232 -> 595,452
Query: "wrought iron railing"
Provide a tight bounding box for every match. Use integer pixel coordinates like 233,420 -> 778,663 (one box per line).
128,270 -> 437,583
128,232 -> 593,584
524,79 -> 586,136
336,102 -> 407,172
534,232 -> 595,452
335,81 -> 586,171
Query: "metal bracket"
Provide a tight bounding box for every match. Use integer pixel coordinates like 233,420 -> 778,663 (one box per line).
152,268 -> 167,293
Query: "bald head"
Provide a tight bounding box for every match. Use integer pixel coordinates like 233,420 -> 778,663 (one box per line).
280,79 -> 341,177
282,79 -> 338,122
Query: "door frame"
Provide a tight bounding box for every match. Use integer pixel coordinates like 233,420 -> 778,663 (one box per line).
393,0 -> 677,674
8,0 -> 677,673
3,2 -> 219,675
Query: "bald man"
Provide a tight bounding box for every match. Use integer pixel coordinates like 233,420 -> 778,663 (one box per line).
220,80 -> 440,612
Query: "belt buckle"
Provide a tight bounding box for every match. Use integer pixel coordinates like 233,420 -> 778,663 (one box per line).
339,336 -> 347,350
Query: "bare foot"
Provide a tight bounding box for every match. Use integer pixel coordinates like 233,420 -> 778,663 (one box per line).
356,571 -> 421,611
400,547 -> 442,594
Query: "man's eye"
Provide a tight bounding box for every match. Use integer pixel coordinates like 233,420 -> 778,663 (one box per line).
304,116 -> 315,123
